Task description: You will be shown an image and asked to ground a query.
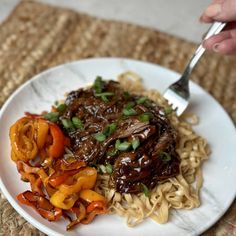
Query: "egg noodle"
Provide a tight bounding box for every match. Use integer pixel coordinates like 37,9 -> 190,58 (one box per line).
94,72 -> 210,227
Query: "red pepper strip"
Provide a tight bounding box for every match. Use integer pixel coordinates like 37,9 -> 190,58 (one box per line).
60,159 -> 86,171
86,201 -> 107,213
80,201 -> 107,225
48,123 -> 65,158
48,169 -> 79,188
17,191 -> 62,221
66,203 -> 86,230
24,112 -> 42,118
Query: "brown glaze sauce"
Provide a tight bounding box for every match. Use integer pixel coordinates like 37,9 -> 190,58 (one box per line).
59,78 -> 180,193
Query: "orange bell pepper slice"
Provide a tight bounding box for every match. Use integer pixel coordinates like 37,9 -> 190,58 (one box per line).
79,189 -> 107,204
17,191 -> 62,221
48,123 -> 65,158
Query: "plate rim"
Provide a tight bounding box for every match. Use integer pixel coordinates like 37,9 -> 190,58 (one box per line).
0,57 -> 235,236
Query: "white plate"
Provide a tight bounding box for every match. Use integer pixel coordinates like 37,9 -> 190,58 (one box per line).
0,58 -> 236,236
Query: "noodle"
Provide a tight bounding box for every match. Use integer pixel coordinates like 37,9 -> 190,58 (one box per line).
94,72 -> 210,226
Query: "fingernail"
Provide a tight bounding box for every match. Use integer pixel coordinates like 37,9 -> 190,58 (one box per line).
213,43 -> 220,52
205,4 -> 221,17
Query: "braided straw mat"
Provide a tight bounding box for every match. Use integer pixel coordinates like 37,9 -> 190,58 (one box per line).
0,1 -> 236,235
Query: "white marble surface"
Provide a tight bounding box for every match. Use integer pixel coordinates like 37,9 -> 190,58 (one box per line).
0,0 -> 212,43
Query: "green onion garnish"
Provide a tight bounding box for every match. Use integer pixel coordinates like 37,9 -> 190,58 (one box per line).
99,165 -> 107,174
95,92 -> 114,97
61,118 -> 74,130
57,104 -> 67,113
94,133 -> 106,142
103,123 -> 117,136
43,112 -> 59,122
125,101 -> 136,109
139,112 -> 153,122
159,152 -> 171,162
141,183 -> 150,197
95,92 -> 114,102
164,107 -> 174,115
115,140 -> 131,151
122,108 -> 137,116
106,149 -> 118,157
123,91 -> 130,99
105,164 -> 113,174
94,76 -> 104,93
136,97 -> 147,104
132,138 -> 140,150
72,117 -> 83,129
54,100 -> 59,106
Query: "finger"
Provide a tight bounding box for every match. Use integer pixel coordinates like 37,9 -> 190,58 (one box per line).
202,30 -> 231,49
199,0 -> 225,22
202,0 -> 236,22
214,38 -> 236,54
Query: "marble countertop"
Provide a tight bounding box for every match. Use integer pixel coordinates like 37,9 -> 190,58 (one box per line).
1,0 -> 211,43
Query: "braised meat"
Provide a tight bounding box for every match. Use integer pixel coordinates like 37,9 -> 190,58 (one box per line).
58,77 -> 180,193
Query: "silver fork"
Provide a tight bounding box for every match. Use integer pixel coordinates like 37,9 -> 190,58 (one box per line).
163,22 -> 226,116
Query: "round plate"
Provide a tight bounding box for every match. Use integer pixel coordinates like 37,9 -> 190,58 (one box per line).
0,58 -> 235,236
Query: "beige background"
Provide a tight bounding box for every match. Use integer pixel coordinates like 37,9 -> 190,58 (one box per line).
1,0 -> 212,43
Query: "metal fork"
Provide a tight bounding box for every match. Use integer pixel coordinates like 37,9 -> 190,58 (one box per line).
163,22 -> 226,116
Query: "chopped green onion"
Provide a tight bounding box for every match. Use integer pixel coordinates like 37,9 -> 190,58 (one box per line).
159,152 -> 171,162
95,92 -> 114,97
144,100 -> 152,107
57,104 -> 67,113
95,92 -> 114,102
136,97 -> 147,104
106,164 -> 113,174
43,112 -> 59,122
164,107 -> 174,115
94,133 -> 106,142
132,138 -> 140,150
54,100 -> 59,106
141,183 -> 150,197
106,149 -> 118,157
115,140 -> 131,151
139,112 -> 153,122
72,117 -> 83,129
93,76 -> 104,93
103,123 -> 117,136
125,101 -> 136,109
123,108 -> 137,116
61,118 -> 74,130
123,91 -> 130,99
99,165 -> 107,174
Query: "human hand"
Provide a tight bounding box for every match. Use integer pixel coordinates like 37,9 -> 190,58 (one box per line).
200,0 -> 236,55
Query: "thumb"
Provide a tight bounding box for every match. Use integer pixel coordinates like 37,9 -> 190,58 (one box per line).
204,0 -> 236,22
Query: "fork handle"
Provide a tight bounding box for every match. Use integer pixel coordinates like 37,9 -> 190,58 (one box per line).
182,22 -> 226,80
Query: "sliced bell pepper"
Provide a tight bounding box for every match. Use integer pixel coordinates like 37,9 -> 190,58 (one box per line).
79,189 -> 107,204
48,123 -> 65,158
17,191 -> 62,221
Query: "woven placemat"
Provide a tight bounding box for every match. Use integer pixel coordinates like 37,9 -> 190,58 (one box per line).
0,1 -> 235,235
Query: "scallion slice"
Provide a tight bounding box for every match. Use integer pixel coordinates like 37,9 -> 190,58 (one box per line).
43,112 -> 59,122
122,108 -> 137,116
139,112 -> 153,122
141,183 -> 150,197
115,140 -> 131,151
57,104 -> 67,113
72,117 -> 83,129
159,152 -> 171,162
132,138 -> 140,150
94,76 -> 104,93
106,164 -> 113,174
106,149 -> 118,157
103,123 -> 117,136
125,101 -> 136,109
94,133 -> 106,142
61,118 -> 74,130
164,107 -> 174,115
136,97 -> 147,104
